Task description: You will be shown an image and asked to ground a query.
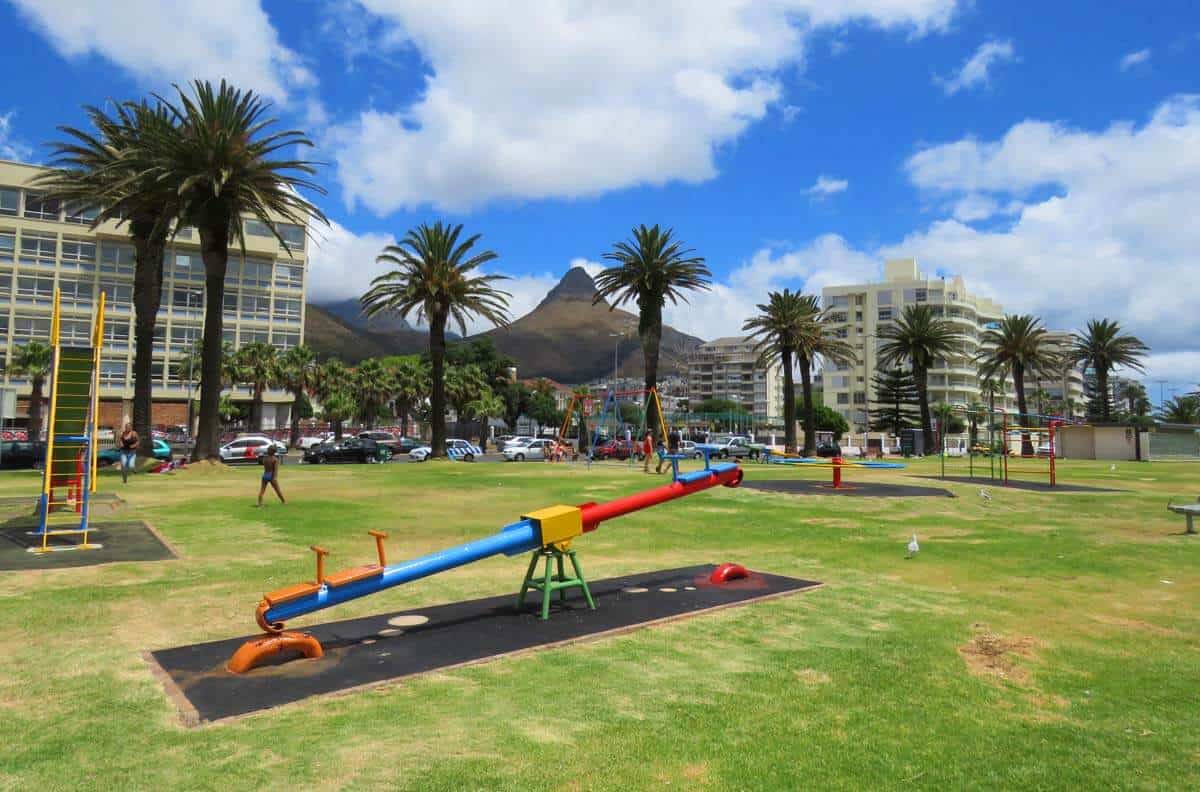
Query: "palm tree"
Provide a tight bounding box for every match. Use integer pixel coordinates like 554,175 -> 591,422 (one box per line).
794,296 -> 856,455
35,101 -> 180,458
277,345 -> 318,448
389,357 -> 430,439
978,314 -> 1057,455
1070,319 -> 1149,423
743,289 -> 808,453
321,391 -> 357,440
878,304 -> 964,453
1159,395 -> 1200,424
151,80 -> 326,460
361,222 -> 510,459
445,364 -> 489,445
593,225 -> 711,440
1121,381 -> 1151,418
465,389 -> 506,452
314,359 -> 353,439
11,342 -> 53,442
354,358 -> 394,428
232,342 -> 278,432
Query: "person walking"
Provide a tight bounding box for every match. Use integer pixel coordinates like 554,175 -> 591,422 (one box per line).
656,426 -> 681,473
118,422 -> 138,484
641,430 -> 654,473
257,446 -> 286,506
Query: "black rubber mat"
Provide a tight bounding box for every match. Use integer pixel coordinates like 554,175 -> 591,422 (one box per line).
742,478 -> 954,498
149,565 -> 821,724
918,475 -> 1123,493
0,519 -> 174,570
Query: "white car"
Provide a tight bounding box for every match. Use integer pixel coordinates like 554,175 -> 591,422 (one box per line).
502,436 -> 534,450
503,438 -> 555,461
297,432 -> 334,450
409,438 -> 481,462
219,435 -> 287,463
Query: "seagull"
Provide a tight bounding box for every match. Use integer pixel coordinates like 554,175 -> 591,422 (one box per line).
979,489 -> 992,501
906,534 -> 920,558
1110,464 -> 1117,472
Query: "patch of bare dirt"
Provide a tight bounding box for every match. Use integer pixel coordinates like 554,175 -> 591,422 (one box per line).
794,668 -> 831,685
958,627 -> 1039,685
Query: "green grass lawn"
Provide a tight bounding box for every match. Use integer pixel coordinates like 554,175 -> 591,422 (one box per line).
1,456 -> 1197,790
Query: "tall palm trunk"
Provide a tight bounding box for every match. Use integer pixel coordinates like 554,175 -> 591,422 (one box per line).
194,217 -> 230,460
429,313 -> 448,458
1097,367 -> 1111,422
781,347 -> 796,453
1013,363 -> 1033,456
289,387 -> 302,448
914,365 -> 934,453
798,352 -> 815,455
130,223 -> 167,457
252,385 -> 264,432
29,376 -> 45,442
640,303 -> 664,441
398,404 -> 410,439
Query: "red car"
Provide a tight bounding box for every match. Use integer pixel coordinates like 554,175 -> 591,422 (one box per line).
593,439 -> 639,460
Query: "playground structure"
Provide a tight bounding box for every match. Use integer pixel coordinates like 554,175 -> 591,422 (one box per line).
228,452 -> 746,673
31,289 -> 106,554
588,387 -> 669,455
937,407 -> 1072,488
760,450 -> 905,489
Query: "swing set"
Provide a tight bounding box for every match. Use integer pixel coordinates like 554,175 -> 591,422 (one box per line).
550,388 -> 669,465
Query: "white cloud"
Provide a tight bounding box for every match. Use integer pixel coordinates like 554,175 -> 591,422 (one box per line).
937,39 -> 1016,96
807,174 -> 849,198
0,112 -> 34,162
890,94 -> 1200,365
305,220 -> 397,303
331,0 -> 959,212
1119,48 -> 1151,71
8,0 -> 311,101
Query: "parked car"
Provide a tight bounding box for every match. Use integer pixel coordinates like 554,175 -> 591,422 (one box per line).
679,440 -> 702,459
593,439 -> 635,460
709,436 -> 753,459
409,439 -> 480,462
815,442 -> 842,458
297,432 -> 335,451
98,438 -> 171,465
219,435 -> 287,463
358,430 -> 397,453
394,437 -> 423,454
503,438 -> 555,461
502,436 -> 535,450
0,440 -> 46,470
304,437 -> 387,464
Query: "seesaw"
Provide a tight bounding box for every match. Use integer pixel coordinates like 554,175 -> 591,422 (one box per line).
228,456 -> 747,673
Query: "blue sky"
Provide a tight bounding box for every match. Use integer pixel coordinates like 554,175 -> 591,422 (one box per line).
1,1 -> 1198,400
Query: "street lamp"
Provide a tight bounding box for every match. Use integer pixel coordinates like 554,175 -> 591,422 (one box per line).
609,331 -> 623,392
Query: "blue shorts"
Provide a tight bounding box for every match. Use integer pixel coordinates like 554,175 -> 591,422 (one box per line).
261,472 -> 274,483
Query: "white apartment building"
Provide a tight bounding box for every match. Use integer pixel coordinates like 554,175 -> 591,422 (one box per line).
822,258 -> 1085,431
687,336 -> 783,421
0,159 -> 307,431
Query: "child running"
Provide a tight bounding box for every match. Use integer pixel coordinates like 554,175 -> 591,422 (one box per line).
257,446 -> 286,506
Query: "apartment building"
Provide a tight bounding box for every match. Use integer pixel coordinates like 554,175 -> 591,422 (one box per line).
0,160 -> 307,431
687,336 -> 783,420
1025,330 -> 1086,415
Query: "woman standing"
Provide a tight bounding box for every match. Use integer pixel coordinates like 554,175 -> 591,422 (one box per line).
119,422 -> 138,483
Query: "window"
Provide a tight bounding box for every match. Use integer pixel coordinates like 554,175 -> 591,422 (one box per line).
244,218 -> 273,238
222,329 -> 236,344
241,257 -> 272,287
828,311 -> 847,323
17,275 -> 54,302
0,229 -> 13,262
174,225 -> 194,239
61,237 -> 97,268
170,251 -> 203,281
104,321 -> 130,346
222,291 -> 238,314
99,280 -> 132,308
100,243 -> 135,275
60,319 -> 90,345
828,295 -> 849,308
852,392 -> 866,405
0,188 -> 18,216
170,324 -> 201,350
59,278 -> 93,305
278,222 -> 305,250
171,286 -> 203,313
100,359 -> 127,385
64,203 -> 100,225
20,232 -> 57,264
23,193 -> 61,221
153,325 -> 166,352
0,271 -> 9,298
903,288 -> 927,303
837,393 -> 849,405
877,290 -> 893,306
272,331 -> 300,350
13,315 -> 51,341
272,298 -> 300,322
878,307 -> 893,321
241,329 -> 268,345
833,327 -> 848,339
240,293 -> 269,320
274,262 -> 303,289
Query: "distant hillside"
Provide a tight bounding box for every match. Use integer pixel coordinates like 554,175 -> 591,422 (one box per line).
478,267 -> 703,383
305,268 -> 706,378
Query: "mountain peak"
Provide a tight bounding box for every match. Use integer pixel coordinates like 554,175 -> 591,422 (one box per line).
537,266 -> 603,308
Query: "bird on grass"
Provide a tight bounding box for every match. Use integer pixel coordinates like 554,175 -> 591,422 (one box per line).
1110,464 -> 1117,472
979,489 -> 992,502
906,534 -> 920,558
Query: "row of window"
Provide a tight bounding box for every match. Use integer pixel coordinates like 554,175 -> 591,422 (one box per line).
1,318 -> 300,352
0,186 -> 306,250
